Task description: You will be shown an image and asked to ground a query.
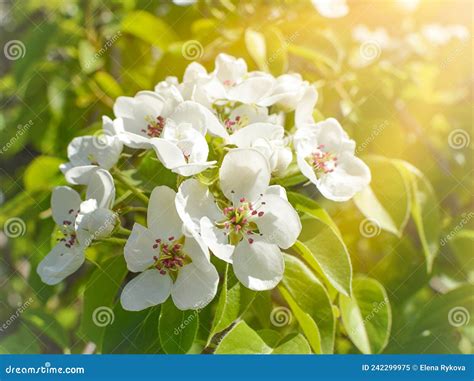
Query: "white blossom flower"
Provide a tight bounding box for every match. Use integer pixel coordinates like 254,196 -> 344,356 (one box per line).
175,149 -> 301,291
60,116 -> 123,185
228,123 -> 292,175
37,169 -> 116,285
120,186 -> 218,311
180,54 -> 274,106
294,118 -> 371,202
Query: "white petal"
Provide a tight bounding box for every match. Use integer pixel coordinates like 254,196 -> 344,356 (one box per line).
171,263 -> 219,310
170,101 -> 227,138
37,242 -> 85,285
265,185 -> 288,200
119,130 -> 153,149
215,53 -> 247,84
124,223 -> 156,272
147,186 -> 183,240
51,186 -> 82,226
172,161 -> 216,176
232,238 -> 284,291
318,153 -> 371,202
85,169 -> 115,209
200,217 -> 234,263
314,118 -> 354,154
219,148 -> 271,203
295,85 -> 318,126
183,236 -> 210,269
255,194 -> 302,249
297,153 -> 318,185
120,269 -> 172,311
175,179 -> 222,233
150,138 -> 186,169
229,123 -> 284,148
76,206 -> 117,246
227,76 -> 274,104
64,165 -> 98,185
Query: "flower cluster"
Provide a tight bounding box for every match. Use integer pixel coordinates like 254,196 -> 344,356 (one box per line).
37,54 -> 370,311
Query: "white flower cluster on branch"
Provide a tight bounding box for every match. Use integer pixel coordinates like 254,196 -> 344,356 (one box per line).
37,54 -> 370,311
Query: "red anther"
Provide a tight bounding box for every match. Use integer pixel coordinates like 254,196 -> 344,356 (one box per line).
239,197 -> 245,202
251,210 -> 257,215
258,211 -> 264,217
168,236 -> 174,241
153,256 -> 158,261
153,244 -> 159,249
159,270 -> 166,275
248,238 -> 254,244
155,239 -> 161,243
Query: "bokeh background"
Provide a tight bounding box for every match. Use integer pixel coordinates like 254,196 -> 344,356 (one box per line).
0,0 -> 472,354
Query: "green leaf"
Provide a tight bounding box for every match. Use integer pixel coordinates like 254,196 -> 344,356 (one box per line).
215,321 -> 310,354
287,191 -> 340,234
264,27 -> 288,76
79,256 -> 128,346
339,276 -> 391,354
413,284 -> 474,332
102,304 -> 161,354
78,40 -> 103,73
279,287 -> 322,354
158,299 -> 199,354
0,326 -> 40,354
292,216 -> 352,296
23,156 -> 64,192
280,254 -> 335,353
354,156 -> 411,236
207,265 -> 256,345
23,309 -> 69,349
245,28 -> 268,71
398,161 -> 440,272
94,71 -> 123,99
121,11 -> 178,50
449,229 -> 474,278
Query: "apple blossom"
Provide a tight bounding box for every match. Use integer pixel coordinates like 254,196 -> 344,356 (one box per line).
294,118 -> 371,202
175,148 -> 301,291
37,169 -> 117,285
60,116 -> 123,185
120,186 -> 218,311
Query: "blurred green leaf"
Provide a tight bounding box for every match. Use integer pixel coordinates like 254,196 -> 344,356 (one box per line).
23,308 -> 69,349
215,321 -> 311,354
79,256 -> 128,346
292,216 -> 352,296
354,156 -> 411,236
280,254 -> 334,353
340,276 -> 391,354
24,156 -> 64,192
121,11 -> 178,50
